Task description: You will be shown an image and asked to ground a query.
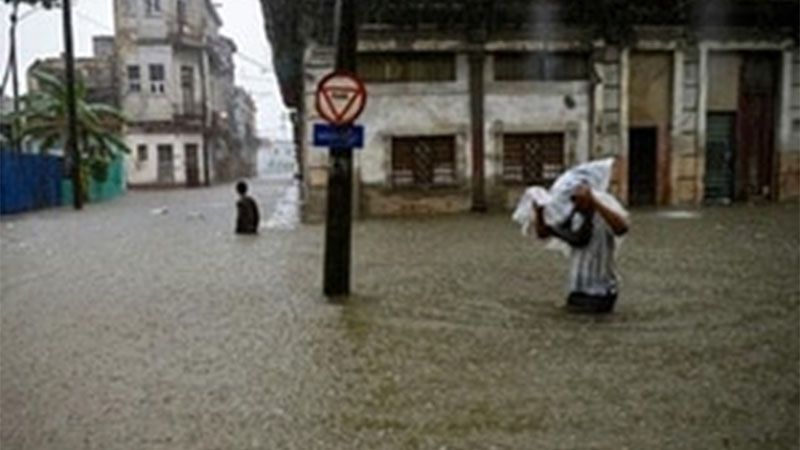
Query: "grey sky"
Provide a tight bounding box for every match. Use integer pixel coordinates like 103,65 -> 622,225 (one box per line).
0,0 -> 290,139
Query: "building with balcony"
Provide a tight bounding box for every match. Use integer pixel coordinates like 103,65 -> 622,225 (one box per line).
114,0 -> 251,187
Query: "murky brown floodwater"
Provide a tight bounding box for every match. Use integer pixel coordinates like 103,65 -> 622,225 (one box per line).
1,179 -> 798,449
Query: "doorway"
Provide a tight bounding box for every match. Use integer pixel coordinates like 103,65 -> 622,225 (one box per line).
628,127 -> 658,207
705,113 -> 736,202
737,53 -> 778,200
185,144 -> 200,187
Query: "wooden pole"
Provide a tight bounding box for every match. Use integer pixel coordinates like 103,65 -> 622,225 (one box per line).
63,0 -> 83,209
10,0 -> 21,153
323,0 -> 356,297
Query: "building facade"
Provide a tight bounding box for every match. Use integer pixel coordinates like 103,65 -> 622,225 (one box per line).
114,0 -> 256,187
261,1 -> 800,220
221,87 -> 259,179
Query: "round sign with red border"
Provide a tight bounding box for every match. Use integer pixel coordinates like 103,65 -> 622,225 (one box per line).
315,71 -> 367,126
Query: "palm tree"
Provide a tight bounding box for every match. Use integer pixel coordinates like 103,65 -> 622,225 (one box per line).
15,70 -> 129,199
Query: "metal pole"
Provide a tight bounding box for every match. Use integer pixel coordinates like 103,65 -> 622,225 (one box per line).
323,0 -> 356,297
63,0 -> 83,209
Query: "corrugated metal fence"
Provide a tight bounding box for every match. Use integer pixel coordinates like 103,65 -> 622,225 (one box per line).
0,151 -> 63,215
61,156 -> 126,205
1,152 -> 126,215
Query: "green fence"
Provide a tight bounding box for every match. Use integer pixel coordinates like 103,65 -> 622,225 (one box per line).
62,156 -> 126,205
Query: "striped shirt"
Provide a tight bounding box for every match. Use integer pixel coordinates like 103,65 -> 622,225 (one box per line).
568,213 -> 618,296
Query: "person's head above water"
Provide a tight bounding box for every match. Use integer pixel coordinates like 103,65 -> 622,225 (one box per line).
236,181 -> 248,196
570,183 -> 594,213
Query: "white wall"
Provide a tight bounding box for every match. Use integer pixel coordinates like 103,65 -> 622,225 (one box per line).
303,53 -> 471,186
781,49 -> 800,153
125,133 -> 205,185
302,48 -> 591,190
485,74 -> 591,182
120,45 -> 176,122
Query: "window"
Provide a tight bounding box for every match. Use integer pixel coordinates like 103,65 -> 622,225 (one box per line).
180,66 -> 195,113
494,52 -> 589,81
136,144 -> 148,162
358,53 -> 456,82
177,0 -> 187,22
145,0 -> 161,15
391,136 -> 456,188
502,133 -> 565,184
149,64 -> 165,94
127,65 -> 141,92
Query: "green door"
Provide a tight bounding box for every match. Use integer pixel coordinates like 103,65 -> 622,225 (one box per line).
705,114 -> 736,202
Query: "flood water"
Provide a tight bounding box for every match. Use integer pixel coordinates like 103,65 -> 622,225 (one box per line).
1,179 -> 798,449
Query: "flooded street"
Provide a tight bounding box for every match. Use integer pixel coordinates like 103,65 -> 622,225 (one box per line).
1,180 -> 798,449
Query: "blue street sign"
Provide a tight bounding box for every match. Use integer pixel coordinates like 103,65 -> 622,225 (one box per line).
313,123 -> 364,149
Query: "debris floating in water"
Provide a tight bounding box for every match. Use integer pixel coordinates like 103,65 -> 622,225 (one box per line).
150,207 -> 169,216
658,211 -> 701,220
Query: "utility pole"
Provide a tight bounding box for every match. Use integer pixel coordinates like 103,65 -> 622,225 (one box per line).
62,0 -> 82,209
10,0 -> 21,153
323,0 -> 356,297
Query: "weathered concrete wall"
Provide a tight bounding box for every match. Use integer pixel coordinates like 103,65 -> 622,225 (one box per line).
114,0 -> 214,41
302,47 -> 472,218
778,152 -> 800,200
361,188 -> 472,216
778,49 -> 800,200
629,52 -> 672,127
707,52 -> 742,112
600,48 -> 626,200
125,133 -> 205,186
485,52 -> 591,208
119,45 -> 176,122
298,35 -> 798,219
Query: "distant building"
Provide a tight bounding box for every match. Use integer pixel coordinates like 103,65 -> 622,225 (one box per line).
225,87 -> 259,178
24,36 -> 121,155
258,137 -> 296,177
27,36 -> 119,107
262,0 -> 800,220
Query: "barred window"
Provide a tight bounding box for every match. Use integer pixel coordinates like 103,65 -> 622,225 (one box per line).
358,53 -> 456,82
494,52 -> 589,81
502,133 -> 565,185
145,0 -> 161,16
392,136 -> 457,188
137,144 -> 148,162
149,64 -> 165,94
127,65 -> 141,92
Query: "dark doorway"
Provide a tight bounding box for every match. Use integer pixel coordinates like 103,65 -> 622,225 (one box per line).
737,53 -> 778,200
185,144 -> 200,187
628,128 -> 658,206
705,113 -> 736,202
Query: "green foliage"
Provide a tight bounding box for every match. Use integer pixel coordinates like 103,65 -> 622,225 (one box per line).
11,70 -> 129,178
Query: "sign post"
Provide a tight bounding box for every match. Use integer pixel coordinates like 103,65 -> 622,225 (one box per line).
320,0 -> 363,298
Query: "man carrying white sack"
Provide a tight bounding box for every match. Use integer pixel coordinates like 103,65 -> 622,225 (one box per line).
512,158 -> 630,314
